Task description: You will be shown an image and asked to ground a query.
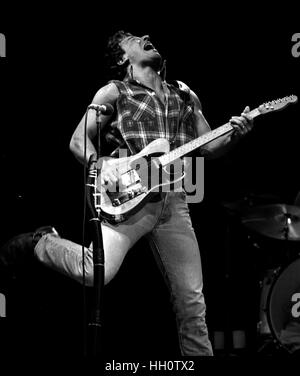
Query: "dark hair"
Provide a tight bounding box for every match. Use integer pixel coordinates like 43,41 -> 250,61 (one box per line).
105,30 -> 132,78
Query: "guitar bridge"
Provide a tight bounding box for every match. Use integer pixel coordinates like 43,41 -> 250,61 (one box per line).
111,186 -> 146,207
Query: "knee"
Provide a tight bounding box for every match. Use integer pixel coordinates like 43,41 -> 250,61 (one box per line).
33,234 -> 58,262
34,242 -> 46,263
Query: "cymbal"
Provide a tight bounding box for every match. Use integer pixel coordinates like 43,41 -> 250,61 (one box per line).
221,193 -> 281,214
242,204 -> 300,241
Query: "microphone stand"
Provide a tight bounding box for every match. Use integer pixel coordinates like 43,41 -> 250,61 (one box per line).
86,108 -> 105,356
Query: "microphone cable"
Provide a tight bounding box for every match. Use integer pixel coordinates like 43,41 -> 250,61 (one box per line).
81,107 -> 89,357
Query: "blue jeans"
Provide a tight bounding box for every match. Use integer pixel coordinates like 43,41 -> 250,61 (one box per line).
35,191 -> 213,356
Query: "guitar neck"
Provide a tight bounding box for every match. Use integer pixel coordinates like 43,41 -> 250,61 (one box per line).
159,107 -> 261,166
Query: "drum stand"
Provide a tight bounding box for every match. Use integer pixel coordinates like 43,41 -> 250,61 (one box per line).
219,208 -> 249,356
257,267 -> 278,355
257,215 -> 293,355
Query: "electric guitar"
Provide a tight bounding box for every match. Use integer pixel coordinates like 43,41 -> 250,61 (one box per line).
92,95 -> 298,224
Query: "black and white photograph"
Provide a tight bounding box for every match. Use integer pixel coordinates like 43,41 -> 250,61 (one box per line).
0,7 -> 299,371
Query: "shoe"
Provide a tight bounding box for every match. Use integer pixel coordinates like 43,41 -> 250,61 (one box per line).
0,226 -> 59,280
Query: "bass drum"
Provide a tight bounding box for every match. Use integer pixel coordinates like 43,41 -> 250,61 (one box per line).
267,257 -> 300,354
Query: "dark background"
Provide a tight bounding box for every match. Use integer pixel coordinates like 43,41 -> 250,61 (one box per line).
0,9 -> 299,360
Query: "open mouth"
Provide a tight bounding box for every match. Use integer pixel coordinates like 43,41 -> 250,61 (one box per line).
143,42 -> 156,51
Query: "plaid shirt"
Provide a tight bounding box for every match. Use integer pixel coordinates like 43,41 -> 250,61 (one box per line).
103,79 -> 196,156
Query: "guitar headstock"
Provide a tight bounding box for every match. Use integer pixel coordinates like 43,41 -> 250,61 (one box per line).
258,95 -> 298,114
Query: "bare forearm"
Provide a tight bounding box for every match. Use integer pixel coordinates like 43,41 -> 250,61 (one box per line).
68,83 -> 119,166
69,135 -> 98,166
201,131 -> 238,159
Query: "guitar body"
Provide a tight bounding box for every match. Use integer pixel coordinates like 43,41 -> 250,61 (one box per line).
96,138 -> 185,223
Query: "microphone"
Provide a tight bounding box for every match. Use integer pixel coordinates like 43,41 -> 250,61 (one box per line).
88,103 -> 114,115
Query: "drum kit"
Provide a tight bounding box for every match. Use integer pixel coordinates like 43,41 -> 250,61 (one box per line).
223,194 -> 300,355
